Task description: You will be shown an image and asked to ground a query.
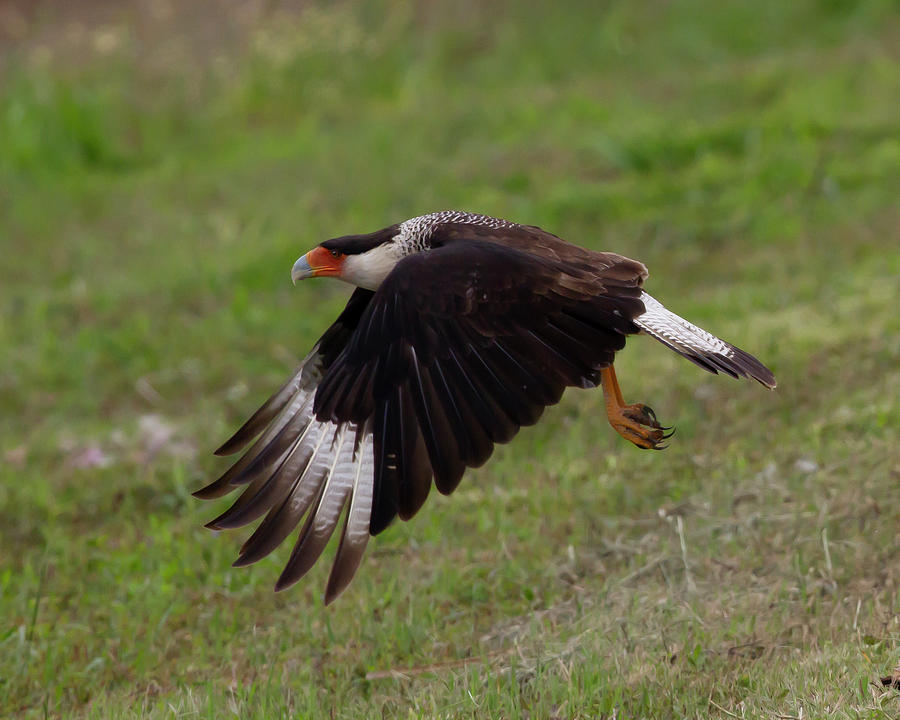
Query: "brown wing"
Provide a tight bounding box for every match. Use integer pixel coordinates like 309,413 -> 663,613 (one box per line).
200,232 -> 647,603
435,221 -> 648,278
313,234 -> 646,535
194,288 -> 377,603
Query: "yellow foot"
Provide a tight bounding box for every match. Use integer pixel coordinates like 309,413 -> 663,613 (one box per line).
607,402 -> 674,450
600,365 -> 674,450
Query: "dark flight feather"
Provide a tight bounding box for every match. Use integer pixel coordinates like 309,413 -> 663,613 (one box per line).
200,213 -> 773,604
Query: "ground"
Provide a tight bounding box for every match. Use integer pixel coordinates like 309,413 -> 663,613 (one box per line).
1,1 -> 900,718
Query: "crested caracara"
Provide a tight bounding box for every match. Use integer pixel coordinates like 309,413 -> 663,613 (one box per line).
196,211 -> 775,603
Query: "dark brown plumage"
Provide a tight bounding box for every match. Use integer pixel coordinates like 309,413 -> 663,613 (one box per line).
197,211 -> 775,603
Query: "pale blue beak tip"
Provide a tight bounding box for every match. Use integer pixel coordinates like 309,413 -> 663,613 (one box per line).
291,255 -> 313,285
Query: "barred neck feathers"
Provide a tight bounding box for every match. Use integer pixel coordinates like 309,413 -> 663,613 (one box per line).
397,211 -> 518,253
343,211 -> 518,290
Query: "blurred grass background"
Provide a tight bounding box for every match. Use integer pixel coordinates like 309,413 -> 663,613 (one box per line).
1,0 -> 899,717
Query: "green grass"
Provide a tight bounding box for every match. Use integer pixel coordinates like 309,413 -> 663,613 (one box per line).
2,1 -> 900,717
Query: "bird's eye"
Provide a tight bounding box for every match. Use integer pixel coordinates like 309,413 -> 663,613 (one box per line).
330,249 -> 341,258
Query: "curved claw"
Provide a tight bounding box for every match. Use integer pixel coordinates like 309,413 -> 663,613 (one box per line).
624,404 -> 664,429
639,438 -> 669,451
610,403 -> 675,450
600,366 -> 675,451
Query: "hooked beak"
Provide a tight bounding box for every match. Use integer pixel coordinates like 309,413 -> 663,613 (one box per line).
291,245 -> 345,285
291,253 -> 314,285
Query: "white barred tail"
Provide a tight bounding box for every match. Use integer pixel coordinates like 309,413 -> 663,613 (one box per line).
634,292 -> 776,388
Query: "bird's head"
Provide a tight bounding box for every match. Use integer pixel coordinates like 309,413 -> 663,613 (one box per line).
291,224 -> 404,291
290,245 -> 346,282
291,212 -> 511,290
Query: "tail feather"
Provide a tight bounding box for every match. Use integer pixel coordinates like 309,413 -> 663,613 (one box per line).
634,292 -> 776,389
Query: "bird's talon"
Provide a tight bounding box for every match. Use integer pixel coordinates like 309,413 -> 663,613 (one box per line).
622,403 -> 663,429
606,400 -> 671,451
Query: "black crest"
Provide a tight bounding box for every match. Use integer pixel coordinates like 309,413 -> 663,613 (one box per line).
320,225 -> 399,255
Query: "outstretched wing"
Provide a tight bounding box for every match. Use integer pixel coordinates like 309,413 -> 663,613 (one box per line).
194,288 -> 378,603
199,236 -> 647,603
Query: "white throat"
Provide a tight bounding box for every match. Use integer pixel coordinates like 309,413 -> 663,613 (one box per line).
340,243 -> 405,291
336,212 -> 509,291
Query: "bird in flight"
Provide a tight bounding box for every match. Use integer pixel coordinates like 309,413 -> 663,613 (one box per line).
196,211 -> 775,603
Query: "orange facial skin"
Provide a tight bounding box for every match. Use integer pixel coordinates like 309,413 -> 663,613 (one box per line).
305,246 -> 346,278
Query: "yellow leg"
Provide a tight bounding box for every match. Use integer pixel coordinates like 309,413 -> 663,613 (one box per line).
600,365 -> 673,450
